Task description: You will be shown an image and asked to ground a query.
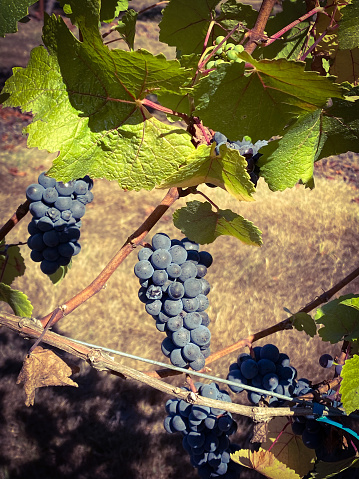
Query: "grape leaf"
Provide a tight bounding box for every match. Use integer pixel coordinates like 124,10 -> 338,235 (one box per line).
193,53 -> 343,142
317,85 -> 359,159
0,0 -> 37,37
310,455 -> 359,478
314,2 -> 359,84
292,312 -> 317,338
159,143 -> 255,202
261,417 -> 316,477
0,239 -> 26,285
159,0 -> 218,54
258,110 -> 323,191
338,1 -> 359,50
173,200 -> 262,246
1,13 -> 195,190
231,447 -> 301,479
340,354 -> 359,415
100,0 -> 128,22
314,294 -> 359,343
115,8 -> 138,50
157,53 -> 200,118
0,283 -> 33,317
16,346 -> 78,406
48,262 -> 72,285
215,0 -> 258,44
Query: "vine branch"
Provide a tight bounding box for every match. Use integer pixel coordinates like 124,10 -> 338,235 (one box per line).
244,0 -> 277,54
0,199 -> 30,242
40,187 -> 182,328
0,312 -> 344,421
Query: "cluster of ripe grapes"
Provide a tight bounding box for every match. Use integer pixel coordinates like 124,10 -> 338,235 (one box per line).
134,233 -> 213,370
26,172 -> 93,275
212,132 -> 268,186
164,382 -> 243,479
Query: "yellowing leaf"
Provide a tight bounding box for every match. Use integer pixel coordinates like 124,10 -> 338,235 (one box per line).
261,417 -> 316,477
16,346 -> 78,406
231,447 -> 301,479
159,143 -> 255,202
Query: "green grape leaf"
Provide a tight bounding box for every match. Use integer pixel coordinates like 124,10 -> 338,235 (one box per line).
0,282 -> 33,317
231,447 -> 301,479
0,240 -> 26,286
115,8 -> 138,50
314,2 -> 359,84
0,0 -> 37,37
48,262 -> 72,285
341,355 -> 359,415
2,13 -> 195,190
159,0 -> 218,54
258,110 -> 323,191
310,456 -> 359,479
159,143 -> 255,202
317,84 -> 359,159
100,0 -> 128,22
173,200 -> 262,246
261,417 -> 316,477
157,53 -> 200,118
314,294 -> 359,343
193,53 -> 343,142
338,1 -> 359,50
215,0 -> 258,43
292,312 -> 317,338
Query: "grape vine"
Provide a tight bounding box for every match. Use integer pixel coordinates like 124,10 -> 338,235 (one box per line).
0,0 -> 359,478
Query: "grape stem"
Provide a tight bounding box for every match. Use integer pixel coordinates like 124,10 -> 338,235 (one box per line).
39,187 -> 185,328
263,6 -> 325,47
0,199 -> 30,242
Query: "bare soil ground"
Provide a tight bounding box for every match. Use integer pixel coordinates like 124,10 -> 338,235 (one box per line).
1,4 -> 359,479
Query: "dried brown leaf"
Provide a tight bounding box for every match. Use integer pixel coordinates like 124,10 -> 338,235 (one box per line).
16,346 -> 78,406
231,448 -> 301,479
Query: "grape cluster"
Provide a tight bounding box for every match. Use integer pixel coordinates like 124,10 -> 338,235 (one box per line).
291,411 -> 355,462
164,382 -> 242,478
206,36 -> 244,69
212,132 -> 268,186
26,172 -> 94,275
134,233 -> 213,371
227,344 -> 301,406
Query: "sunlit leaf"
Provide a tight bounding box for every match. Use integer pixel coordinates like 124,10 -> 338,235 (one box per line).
0,282 -> 33,317
0,0 -> 37,37
159,143 -> 255,202
173,200 -> 262,246
231,447 -> 301,479
314,294 -> 359,343
340,355 -> 359,415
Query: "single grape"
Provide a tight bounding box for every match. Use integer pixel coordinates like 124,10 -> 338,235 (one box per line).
151,249 -> 172,269
152,233 -> 171,250
74,180 -> 88,196
54,196 -> 72,211
134,260 -> 154,280
190,326 -> 211,347
26,184 -> 45,202
55,181 -> 75,196
38,172 -> 56,188
138,247 -> 153,261
42,187 -> 58,204
319,354 -> 334,368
